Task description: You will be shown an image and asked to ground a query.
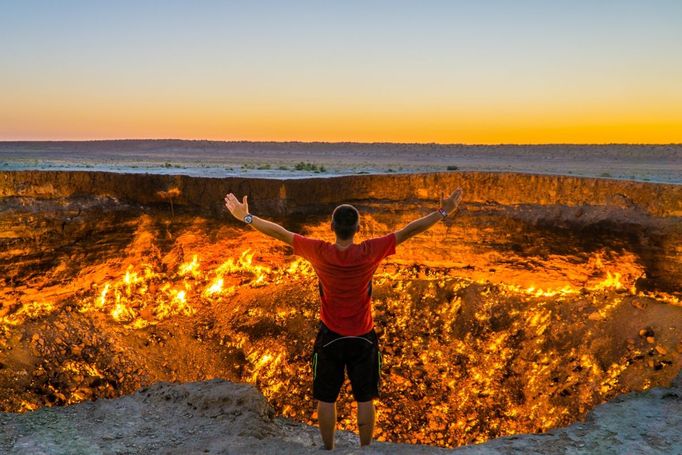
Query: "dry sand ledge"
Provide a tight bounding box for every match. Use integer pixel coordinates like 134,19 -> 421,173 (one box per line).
1,372 -> 680,454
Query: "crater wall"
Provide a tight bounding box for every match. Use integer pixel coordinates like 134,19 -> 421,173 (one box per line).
1,171 -> 680,292
1,170 -> 681,216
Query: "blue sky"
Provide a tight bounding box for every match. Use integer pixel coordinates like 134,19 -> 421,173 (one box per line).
2,1 -> 681,142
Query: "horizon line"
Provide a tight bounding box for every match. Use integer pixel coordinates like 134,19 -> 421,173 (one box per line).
1,138 -> 681,147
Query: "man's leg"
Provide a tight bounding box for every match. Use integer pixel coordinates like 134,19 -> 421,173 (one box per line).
357,400 -> 375,446
318,400 -> 337,450
312,324 -> 345,450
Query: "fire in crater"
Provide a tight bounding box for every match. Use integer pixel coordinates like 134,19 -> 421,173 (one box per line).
0,171 -> 680,448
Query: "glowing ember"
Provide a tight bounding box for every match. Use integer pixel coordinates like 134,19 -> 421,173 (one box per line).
0,227 -> 679,448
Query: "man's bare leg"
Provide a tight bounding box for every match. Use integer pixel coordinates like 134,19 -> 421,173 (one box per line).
318,400 -> 337,450
357,400 -> 375,446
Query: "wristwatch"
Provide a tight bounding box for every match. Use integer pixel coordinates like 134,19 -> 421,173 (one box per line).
438,207 -> 448,218
243,214 -> 253,224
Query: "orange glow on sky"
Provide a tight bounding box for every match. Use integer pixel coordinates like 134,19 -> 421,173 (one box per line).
1,2 -> 681,144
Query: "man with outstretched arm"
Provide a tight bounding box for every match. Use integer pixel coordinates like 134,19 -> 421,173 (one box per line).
224,188 -> 463,450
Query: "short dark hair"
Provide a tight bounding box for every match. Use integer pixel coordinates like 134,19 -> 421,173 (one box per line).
332,204 -> 359,240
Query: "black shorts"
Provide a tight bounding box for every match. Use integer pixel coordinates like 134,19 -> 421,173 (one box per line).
312,322 -> 382,403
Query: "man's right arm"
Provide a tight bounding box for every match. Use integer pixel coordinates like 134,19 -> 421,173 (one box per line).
394,188 -> 463,246
224,193 -> 294,245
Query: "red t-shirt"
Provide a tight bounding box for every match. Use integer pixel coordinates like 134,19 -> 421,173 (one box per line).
293,233 -> 397,336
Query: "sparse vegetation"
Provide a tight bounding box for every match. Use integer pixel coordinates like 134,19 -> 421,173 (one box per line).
277,165 -> 289,171
294,162 -> 326,172
600,172 -> 612,178
257,164 -> 271,170
447,165 -> 459,171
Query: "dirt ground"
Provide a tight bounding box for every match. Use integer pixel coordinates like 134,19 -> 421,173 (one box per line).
0,374 -> 680,454
1,141 -> 680,183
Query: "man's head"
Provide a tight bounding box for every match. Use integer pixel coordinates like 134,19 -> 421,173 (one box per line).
331,204 -> 359,241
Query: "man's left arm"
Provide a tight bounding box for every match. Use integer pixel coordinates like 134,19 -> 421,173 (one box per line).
224,193 -> 294,245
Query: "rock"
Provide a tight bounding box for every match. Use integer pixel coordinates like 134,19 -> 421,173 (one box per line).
588,312 -> 603,321
0,375 -> 681,454
639,327 -> 655,337
655,345 -> 668,355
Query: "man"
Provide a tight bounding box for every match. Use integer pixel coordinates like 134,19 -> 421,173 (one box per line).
224,188 -> 463,450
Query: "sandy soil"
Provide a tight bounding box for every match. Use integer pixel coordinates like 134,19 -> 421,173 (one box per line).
1,141 -> 680,183
1,374 -> 680,454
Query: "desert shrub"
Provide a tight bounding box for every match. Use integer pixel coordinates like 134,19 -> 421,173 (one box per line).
295,162 -> 323,171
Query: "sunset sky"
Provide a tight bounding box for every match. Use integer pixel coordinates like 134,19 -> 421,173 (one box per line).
1,1 -> 681,143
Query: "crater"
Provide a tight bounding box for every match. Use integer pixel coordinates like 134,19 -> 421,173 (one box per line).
0,170 -> 680,448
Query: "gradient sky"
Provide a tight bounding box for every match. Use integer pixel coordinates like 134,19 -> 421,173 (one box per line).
1,1 -> 681,143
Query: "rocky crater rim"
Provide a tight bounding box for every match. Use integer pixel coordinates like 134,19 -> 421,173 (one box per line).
1,170 -> 681,218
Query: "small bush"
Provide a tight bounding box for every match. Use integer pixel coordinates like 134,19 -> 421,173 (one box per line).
446,165 -> 459,171
294,162 -> 322,171
600,172 -> 611,178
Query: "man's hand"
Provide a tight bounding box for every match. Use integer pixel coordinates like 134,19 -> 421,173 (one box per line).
395,187 -> 464,245
440,188 -> 463,216
223,193 -> 295,245
224,193 -> 249,221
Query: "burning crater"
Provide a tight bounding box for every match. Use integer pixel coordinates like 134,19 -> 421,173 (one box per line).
0,170 -> 680,448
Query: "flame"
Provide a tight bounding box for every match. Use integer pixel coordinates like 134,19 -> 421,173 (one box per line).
19,401 -> 37,412
97,283 -> 110,308
0,300 -> 55,326
589,271 -> 625,291
2,234 -> 679,447
111,301 -> 136,322
178,255 -> 200,277
203,278 -> 224,296
66,246 -> 310,328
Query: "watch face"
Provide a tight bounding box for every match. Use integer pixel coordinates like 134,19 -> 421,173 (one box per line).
244,214 -> 253,224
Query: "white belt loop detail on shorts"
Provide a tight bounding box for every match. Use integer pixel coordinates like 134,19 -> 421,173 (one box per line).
322,336 -> 373,348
